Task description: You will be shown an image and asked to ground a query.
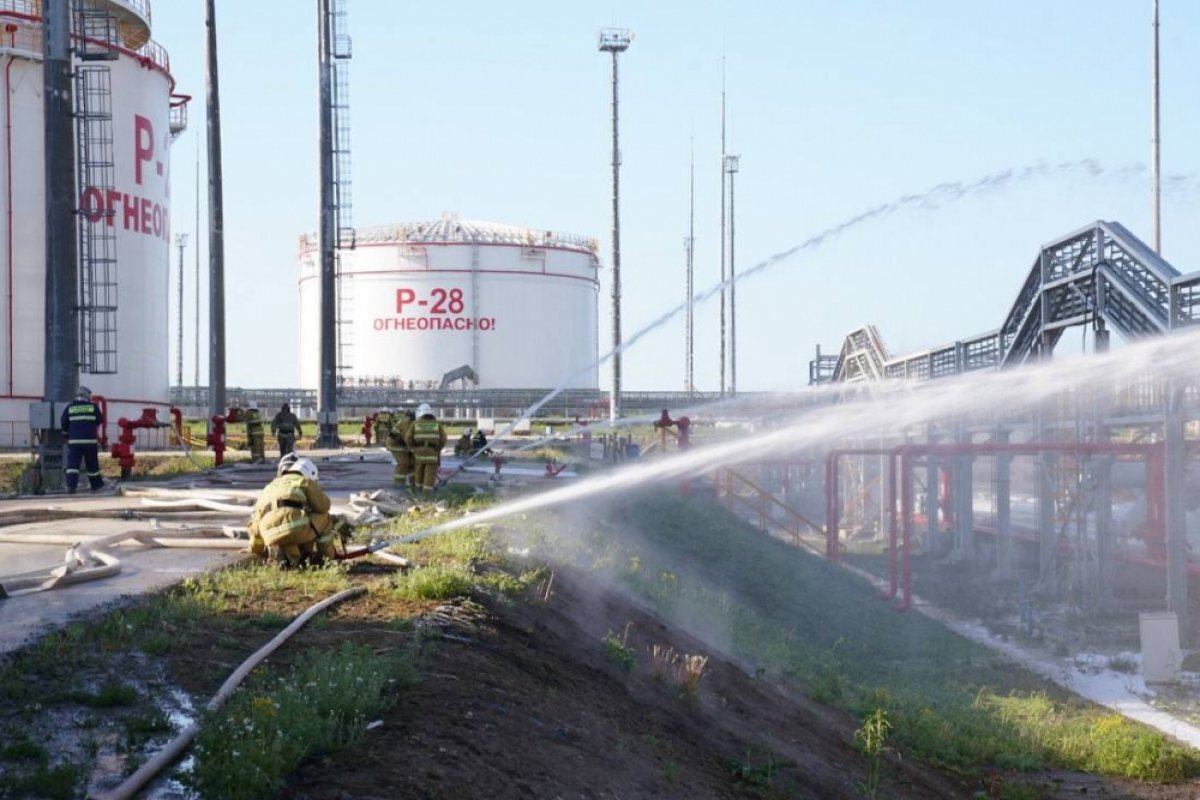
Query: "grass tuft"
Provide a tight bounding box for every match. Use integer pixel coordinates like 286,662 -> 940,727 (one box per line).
392,564 -> 475,601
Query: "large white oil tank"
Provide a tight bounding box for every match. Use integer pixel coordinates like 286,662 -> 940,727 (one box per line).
298,216 -> 601,390
0,1 -> 181,447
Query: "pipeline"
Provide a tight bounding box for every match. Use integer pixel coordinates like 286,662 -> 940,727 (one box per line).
94,586 -> 367,800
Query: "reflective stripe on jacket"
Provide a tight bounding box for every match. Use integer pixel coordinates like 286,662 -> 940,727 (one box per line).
245,409 -> 264,435
249,474 -> 330,546
61,401 -> 103,443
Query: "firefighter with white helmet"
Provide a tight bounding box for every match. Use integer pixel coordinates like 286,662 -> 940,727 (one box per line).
404,403 -> 446,493
246,456 -> 345,566
245,401 -> 266,463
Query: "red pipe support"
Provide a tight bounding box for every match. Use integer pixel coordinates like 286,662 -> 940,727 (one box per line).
91,394 -> 109,448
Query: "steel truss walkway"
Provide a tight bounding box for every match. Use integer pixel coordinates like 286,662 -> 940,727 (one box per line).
815,221 -> 1200,384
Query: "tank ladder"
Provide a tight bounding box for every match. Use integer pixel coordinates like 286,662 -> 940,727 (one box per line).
73,0 -> 119,375
330,0 -> 356,379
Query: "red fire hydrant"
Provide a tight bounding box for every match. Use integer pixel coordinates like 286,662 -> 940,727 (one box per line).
362,413 -> 377,446
110,408 -> 165,479
492,453 -> 507,481
206,414 -> 228,466
91,394 -> 110,448
654,409 -> 691,453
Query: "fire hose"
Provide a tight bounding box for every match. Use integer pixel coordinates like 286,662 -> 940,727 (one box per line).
93,586 -> 367,800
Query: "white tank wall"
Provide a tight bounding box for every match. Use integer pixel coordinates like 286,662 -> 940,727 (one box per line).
0,13 -> 174,447
299,236 -> 600,390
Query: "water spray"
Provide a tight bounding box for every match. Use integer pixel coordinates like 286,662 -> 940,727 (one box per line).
380,329 -> 1200,555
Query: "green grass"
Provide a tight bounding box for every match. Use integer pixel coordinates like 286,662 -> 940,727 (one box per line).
189,643 -> 416,800
392,564 -> 476,600
0,762 -> 83,800
602,626 -> 636,674
521,491 -> 1199,783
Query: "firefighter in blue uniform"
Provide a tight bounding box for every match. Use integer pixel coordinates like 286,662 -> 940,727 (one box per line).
60,386 -> 105,493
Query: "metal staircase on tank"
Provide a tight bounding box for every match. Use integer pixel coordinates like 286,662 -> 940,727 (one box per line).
812,221 -> 1200,386
330,0 -> 356,380
73,1 -> 119,375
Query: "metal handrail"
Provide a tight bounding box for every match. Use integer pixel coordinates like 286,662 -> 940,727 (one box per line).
0,4 -> 168,75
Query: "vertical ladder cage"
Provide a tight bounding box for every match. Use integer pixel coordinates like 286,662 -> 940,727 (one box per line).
74,13 -> 119,375
330,0 -> 355,379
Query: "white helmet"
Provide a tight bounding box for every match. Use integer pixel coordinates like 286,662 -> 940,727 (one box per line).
248,401 -> 258,411
276,451 -> 300,476
285,457 -> 319,481
416,403 -> 434,418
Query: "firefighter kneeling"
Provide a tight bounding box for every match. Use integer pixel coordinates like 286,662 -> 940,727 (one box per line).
246,456 -> 348,566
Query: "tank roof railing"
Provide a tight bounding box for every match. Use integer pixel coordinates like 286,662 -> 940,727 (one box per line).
0,4 -> 169,76
301,220 -> 600,254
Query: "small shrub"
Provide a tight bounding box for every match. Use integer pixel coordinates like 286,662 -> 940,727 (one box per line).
603,625 -> 636,674
649,644 -> 708,698
854,707 -> 892,800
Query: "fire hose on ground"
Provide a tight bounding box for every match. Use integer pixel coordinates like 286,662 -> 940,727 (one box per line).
0,526 -> 245,599
92,586 -> 367,800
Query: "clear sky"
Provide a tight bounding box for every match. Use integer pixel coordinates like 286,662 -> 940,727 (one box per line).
156,1 -> 1200,392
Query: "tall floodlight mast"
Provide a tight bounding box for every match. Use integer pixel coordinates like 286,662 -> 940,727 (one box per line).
40,0 -> 78,489
725,153 -> 740,395
685,140 -> 695,395
598,28 -> 631,423
205,0 -> 227,423
175,233 -> 188,387
1151,0 -> 1161,254
718,62 -> 727,396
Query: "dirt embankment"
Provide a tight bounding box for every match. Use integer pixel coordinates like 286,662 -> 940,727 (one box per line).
284,567 -> 973,800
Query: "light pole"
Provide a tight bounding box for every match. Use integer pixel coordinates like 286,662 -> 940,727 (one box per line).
685,139 -> 694,395
598,28 -> 631,423
724,154 -> 740,395
1151,0 -> 1161,254
174,233 -> 188,388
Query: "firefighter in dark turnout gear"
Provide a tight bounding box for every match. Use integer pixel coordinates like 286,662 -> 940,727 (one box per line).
391,408 -> 416,488
271,403 -> 302,455
60,386 -> 105,493
405,403 -> 446,493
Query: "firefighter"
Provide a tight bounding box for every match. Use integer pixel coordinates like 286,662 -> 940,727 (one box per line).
373,408 -> 393,448
455,428 -> 472,457
390,408 -> 416,488
245,457 -> 345,567
405,403 -> 446,493
271,403 -> 302,455
245,401 -> 266,463
60,386 -> 105,494
471,428 -> 488,456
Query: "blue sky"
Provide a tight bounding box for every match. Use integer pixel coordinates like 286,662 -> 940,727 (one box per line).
157,1 -> 1200,391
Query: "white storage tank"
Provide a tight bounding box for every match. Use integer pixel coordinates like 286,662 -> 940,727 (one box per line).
298,215 -> 601,390
0,0 -> 182,446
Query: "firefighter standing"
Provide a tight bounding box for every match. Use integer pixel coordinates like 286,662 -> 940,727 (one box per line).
245,457 -> 343,566
373,408 -> 393,448
390,408 -> 415,488
271,403 -> 302,455
245,401 -> 266,463
405,403 -> 446,493
454,428 -> 472,457
60,386 -> 105,494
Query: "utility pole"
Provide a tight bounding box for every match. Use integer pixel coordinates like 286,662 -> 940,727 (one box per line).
718,61 -> 726,397
1151,0 -> 1162,254
598,28 -> 631,423
205,0 -> 226,423
193,133 -> 200,388
174,233 -> 188,388
40,0 -> 78,489
316,0 -> 341,447
685,139 -> 695,395
725,153 -> 740,395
